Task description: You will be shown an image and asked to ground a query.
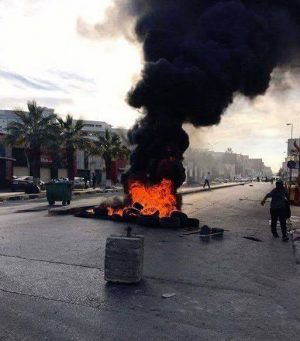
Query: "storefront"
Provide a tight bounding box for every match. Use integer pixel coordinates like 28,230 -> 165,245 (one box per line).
0,156 -> 15,188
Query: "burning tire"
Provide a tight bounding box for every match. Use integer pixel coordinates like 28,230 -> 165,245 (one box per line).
137,216 -> 160,227
122,214 -> 138,223
159,217 -> 181,228
75,210 -> 92,218
94,207 -> 108,218
123,208 -> 140,216
170,211 -> 189,226
132,202 -> 144,211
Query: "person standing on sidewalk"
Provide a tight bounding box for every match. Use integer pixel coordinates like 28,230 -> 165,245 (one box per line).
261,180 -> 290,241
203,172 -> 211,190
92,173 -> 97,189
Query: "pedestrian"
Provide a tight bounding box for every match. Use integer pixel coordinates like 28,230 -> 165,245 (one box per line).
84,175 -> 88,189
92,172 -> 96,189
203,172 -> 211,190
261,180 -> 290,241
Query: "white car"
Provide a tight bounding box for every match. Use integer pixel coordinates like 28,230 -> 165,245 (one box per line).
73,177 -> 88,189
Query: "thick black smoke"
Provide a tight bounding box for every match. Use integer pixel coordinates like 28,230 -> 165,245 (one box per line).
121,0 -> 300,190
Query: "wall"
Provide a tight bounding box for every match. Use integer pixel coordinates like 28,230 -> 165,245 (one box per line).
13,167 -> 29,177
58,169 -> 68,179
40,168 -> 51,181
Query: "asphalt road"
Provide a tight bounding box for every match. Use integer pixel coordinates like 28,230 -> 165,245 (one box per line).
0,183 -> 299,340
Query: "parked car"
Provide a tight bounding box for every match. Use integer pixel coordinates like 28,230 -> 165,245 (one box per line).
72,177 -> 89,189
11,176 -> 45,192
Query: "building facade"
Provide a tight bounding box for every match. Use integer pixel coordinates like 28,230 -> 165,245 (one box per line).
184,148 -> 273,184
282,138 -> 300,182
0,109 -> 128,188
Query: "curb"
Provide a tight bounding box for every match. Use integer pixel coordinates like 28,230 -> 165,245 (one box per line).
48,182 -> 248,216
0,188 -> 120,203
0,193 -> 46,202
179,182 -> 247,195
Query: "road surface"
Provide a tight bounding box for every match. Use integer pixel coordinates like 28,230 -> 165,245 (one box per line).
0,182 -> 299,340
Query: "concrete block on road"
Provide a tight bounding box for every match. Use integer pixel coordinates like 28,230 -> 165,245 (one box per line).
105,235 -> 144,283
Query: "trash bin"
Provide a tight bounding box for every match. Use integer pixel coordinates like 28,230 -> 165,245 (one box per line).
45,181 -> 72,206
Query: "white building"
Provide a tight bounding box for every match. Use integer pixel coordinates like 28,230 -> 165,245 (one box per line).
0,108 -> 55,135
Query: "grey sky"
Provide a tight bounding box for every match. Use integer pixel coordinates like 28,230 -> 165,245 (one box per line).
0,0 -> 299,172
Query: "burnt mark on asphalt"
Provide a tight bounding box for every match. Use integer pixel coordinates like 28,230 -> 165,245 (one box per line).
243,236 -> 263,242
15,206 -> 53,213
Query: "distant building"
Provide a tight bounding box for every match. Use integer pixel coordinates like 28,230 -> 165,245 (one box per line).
184,148 -> 273,184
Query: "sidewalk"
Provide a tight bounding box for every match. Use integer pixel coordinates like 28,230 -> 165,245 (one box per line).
0,187 -> 120,202
180,181 -> 246,195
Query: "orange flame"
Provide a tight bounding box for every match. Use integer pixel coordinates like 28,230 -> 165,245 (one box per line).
107,178 -> 178,218
107,207 -> 123,216
130,178 -> 177,217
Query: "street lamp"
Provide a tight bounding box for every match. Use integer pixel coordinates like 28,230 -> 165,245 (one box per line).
286,123 -> 293,139
286,123 -> 294,188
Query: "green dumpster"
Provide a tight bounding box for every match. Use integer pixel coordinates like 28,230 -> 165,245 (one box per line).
45,181 -> 72,206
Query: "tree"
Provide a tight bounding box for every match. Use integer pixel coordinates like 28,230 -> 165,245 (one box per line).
57,114 -> 86,181
5,101 -> 57,179
92,129 -> 130,183
47,136 -> 62,180
277,168 -> 284,177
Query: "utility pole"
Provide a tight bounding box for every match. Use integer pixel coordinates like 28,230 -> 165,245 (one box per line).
286,123 -> 294,187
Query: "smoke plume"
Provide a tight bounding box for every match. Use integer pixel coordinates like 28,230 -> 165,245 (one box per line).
104,0 -> 300,190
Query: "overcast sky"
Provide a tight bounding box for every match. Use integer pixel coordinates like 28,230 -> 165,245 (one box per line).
0,0 -> 299,172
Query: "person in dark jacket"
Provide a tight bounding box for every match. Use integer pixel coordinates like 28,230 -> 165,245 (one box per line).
92,172 -> 96,189
261,180 -> 290,241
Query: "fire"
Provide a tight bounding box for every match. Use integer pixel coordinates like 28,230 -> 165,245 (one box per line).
130,178 -> 177,217
107,207 -> 123,216
107,178 -> 178,218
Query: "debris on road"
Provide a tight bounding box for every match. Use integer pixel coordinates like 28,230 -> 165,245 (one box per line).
243,236 -> 263,242
200,225 -> 225,238
239,198 -> 260,202
162,293 -> 176,299
182,225 -> 226,239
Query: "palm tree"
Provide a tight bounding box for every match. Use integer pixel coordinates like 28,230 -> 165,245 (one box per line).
92,129 -> 130,183
57,114 -> 86,180
47,137 -> 62,180
5,101 -> 57,179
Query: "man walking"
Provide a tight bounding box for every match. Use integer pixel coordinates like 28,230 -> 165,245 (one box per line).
203,172 -> 211,190
261,180 -> 290,241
